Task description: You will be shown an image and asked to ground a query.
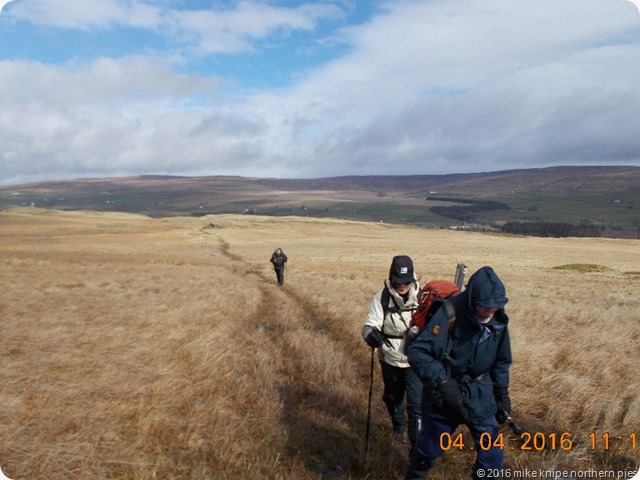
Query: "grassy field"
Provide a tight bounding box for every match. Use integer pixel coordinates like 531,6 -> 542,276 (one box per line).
0,208 -> 638,479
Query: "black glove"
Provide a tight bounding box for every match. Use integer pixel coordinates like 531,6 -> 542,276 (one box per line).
494,387 -> 511,424
438,379 -> 471,424
365,329 -> 391,348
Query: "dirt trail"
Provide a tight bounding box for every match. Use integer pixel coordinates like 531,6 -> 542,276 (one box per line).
207,232 -> 409,477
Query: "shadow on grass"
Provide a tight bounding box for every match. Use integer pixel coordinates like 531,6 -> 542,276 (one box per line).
277,382 -> 409,479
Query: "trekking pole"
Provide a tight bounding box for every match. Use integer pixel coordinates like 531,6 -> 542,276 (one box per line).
501,409 -> 523,435
454,263 -> 467,290
365,347 -> 375,460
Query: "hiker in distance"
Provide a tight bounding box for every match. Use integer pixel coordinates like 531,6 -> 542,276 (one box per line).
406,266 -> 512,480
270,248 -> 288,285
362,255 -> 422,448
270,248 -> 288,286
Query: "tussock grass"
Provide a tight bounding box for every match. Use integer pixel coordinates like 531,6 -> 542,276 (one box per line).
553,263 -> 612,273
0,208 -> 638,479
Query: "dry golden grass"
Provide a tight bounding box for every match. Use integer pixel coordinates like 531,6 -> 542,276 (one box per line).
0,208 -> 638,479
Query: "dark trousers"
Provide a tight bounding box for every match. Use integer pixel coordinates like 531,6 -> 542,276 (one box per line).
379,360 -> 422,445
274,267 -> 285,285
413,415 -> 504,478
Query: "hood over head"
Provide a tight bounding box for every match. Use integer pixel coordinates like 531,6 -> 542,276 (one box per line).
466,266 -> 508,309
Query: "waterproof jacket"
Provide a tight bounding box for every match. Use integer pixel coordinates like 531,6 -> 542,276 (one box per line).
270,251 -> 287,269
363,279 -> 420,368
407,266 -> 511,423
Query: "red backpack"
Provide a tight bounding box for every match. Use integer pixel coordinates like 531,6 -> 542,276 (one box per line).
409,280 -> 461,335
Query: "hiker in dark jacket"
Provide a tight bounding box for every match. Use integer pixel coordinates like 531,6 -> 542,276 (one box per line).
270,248 -> 288,285
406,266 -> 512,480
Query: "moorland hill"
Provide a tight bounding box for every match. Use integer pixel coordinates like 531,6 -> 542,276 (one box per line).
1,165 -> 638,236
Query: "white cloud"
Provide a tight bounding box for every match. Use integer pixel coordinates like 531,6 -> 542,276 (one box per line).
0,57 -> 238,184
1,0 -> 639,184
240,0 -> 640,175
8,0 -> 147,29
7,0 -> 344,53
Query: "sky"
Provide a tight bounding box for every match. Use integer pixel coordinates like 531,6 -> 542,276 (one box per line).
1,0 -> 640,185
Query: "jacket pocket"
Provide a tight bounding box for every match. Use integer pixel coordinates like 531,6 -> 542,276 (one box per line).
460,374 -> 495,422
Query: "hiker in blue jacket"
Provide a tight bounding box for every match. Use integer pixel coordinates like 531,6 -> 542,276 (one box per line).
406,266 -> 512,480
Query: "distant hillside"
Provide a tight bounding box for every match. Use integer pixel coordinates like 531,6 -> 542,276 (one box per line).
1,166 -> 639,237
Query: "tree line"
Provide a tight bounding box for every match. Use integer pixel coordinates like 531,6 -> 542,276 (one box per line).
427,197 -> 509,223
501,221 -> 605,238
426,196 -> 611,237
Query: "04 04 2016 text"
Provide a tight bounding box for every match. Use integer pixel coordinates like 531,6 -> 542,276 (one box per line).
440,432 -> 637,452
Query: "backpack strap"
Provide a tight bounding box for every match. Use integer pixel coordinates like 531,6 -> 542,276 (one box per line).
444,300 -> 456,333
379,284 -> 411,339
380,285 -> 391,319
442,299 -> 457,378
